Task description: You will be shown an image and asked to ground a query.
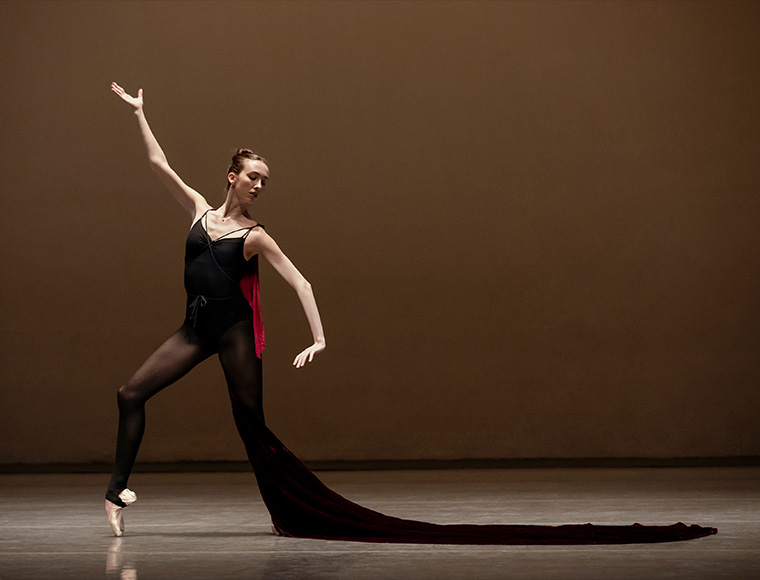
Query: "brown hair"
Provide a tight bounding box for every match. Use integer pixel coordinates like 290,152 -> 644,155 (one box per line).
226,148 -> 268,191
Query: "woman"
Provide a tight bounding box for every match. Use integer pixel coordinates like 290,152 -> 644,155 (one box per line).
105,82 -> 325,536
105,83 -> 715,545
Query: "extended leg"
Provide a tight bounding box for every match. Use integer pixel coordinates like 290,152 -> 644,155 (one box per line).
106,329 -> 211,504
217,320 -> 284,533
217,320 -> 264,425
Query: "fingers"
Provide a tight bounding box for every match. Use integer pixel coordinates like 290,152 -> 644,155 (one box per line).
293,352 -> 304,368
110,82 -> 139,104
292,341 -> 326,368
293,346 -> 317,368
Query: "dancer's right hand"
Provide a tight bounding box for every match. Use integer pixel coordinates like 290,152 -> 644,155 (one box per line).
111,82 -> 143,110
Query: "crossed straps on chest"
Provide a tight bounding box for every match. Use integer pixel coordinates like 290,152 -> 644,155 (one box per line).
188,210 -> 263,331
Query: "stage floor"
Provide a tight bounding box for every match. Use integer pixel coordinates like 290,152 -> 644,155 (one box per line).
0,467 -> 757,580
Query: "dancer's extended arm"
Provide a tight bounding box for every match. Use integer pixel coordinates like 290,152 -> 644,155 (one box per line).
247,230 -> 326,368
110,82 -> 210,219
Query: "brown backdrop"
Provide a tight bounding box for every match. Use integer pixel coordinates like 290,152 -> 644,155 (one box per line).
1,0 -> 758,465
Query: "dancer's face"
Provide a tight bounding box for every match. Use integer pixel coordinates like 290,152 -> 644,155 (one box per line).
229,159 -> 269,202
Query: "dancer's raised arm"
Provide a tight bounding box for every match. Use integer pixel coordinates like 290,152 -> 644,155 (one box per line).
110,82 -> 210,219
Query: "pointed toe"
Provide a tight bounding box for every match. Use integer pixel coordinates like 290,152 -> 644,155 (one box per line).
105,489 -> 137,536
107,504 -> 124,537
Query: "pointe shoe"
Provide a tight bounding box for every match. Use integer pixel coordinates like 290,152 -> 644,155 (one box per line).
271,521 -> 284,536
105,489 -> 137,537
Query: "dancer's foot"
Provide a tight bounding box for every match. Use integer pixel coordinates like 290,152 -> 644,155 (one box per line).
271,521 -> 283,536
105,489 -> 137,537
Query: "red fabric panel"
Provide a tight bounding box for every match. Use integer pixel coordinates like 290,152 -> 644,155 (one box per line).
239,255 -> 265,358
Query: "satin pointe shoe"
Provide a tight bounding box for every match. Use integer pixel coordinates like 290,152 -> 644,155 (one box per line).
105,488 -> 137,537
271,521 -> 284,536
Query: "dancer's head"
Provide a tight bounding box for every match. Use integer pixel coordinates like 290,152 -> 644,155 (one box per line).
226,148 -> 269,203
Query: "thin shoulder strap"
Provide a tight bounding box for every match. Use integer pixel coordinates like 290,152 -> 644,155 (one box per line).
191,208 -> 211,230
242,223 -> 265,239
205,211 -> 260,241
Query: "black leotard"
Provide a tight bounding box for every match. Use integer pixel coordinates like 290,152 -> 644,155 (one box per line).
180,209 -> 264,352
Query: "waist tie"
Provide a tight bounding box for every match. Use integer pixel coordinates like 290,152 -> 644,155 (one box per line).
188,294 -> 236,327
188,295 -> 208,327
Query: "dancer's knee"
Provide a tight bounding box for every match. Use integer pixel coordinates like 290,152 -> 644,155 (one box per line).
117,384 -> 147,408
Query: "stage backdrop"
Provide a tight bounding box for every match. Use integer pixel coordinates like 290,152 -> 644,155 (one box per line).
0,0 -> 758,465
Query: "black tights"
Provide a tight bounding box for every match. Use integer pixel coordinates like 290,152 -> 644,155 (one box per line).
106,320 -> 263,506
103,321 -> 718,545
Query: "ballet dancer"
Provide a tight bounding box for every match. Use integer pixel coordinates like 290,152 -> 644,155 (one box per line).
105,83 -> 715,544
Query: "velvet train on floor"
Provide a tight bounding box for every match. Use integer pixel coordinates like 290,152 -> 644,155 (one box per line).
230,404 -> 717,545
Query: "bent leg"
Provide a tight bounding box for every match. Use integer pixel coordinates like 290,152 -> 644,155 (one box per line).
106,330 -> 212,504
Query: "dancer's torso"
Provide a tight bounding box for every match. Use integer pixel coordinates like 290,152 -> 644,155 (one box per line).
181,210 -> 264,351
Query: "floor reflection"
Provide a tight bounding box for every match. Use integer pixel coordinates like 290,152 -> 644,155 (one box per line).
105,537 -> 138,580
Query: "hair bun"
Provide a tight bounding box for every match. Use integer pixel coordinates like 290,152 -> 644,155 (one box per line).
225,149 -> 267,192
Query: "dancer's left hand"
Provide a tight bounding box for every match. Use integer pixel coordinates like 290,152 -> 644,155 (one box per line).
293,341 -> 325,368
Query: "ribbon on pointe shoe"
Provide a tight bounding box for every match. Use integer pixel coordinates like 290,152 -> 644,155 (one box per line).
118,489 -> 137,506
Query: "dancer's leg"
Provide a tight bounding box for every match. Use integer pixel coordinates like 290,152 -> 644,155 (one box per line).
106,330 -> 212,504
217,321 -> 281,532
217,320 -> 264,424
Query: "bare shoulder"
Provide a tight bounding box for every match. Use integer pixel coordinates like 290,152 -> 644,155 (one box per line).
243,225 -> 276,260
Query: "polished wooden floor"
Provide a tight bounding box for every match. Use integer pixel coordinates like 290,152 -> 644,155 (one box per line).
0,467 -> 757,579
